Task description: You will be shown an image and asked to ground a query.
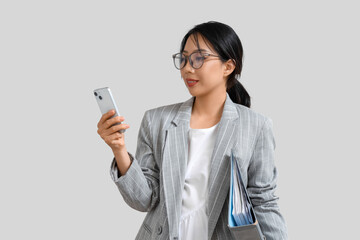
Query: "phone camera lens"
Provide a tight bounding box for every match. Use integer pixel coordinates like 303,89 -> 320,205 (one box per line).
99,96 -> 102,100
94,92 -> 98,96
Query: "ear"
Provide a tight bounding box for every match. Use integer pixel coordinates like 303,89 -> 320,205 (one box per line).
223,59 -> 236,77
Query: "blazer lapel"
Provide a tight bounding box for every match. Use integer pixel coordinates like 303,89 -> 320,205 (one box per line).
207,106 -> 239,239
207,110 -> 239,239
162,93 -> 240,239
162,96 -> 193,239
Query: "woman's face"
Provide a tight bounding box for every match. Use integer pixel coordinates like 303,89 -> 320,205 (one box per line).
180,34 -> 229,98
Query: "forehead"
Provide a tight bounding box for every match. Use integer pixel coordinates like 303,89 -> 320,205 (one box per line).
183,33 -> 216,53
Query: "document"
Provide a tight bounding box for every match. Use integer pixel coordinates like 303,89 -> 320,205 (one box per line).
227,152 -> 265,239
232,154 -> 254,226
229,152 -> 255,226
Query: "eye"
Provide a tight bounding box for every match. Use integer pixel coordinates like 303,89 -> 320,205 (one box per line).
195,56 -> 204,61
192,52 -> 204,61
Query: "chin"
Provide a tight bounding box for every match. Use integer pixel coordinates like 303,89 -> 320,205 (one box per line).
188,90 -> 203,98
187,88 -> 198,96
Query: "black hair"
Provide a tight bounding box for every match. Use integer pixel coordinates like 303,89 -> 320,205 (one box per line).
180,21 -> 251,108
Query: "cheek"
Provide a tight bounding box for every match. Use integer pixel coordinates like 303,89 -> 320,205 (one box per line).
180,70 -> 186,79
200,64 -> 223,81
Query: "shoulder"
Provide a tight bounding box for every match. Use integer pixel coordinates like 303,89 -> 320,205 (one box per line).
232,103 -> 275,150
145,102 -> 182,120
233,103 -> 273,131
140,101 -> 184,130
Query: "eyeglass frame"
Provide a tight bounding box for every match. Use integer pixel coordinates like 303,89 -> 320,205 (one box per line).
172,51 -> 222,70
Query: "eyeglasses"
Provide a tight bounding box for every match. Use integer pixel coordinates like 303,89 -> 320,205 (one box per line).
172,51 -> 221,70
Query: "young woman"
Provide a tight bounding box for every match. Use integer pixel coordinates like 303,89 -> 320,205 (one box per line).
97,21 -> 288,240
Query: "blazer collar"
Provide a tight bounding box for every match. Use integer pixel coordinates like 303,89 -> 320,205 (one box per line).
162,92 -> 240,239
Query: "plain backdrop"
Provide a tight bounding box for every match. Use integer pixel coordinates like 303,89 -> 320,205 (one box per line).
1,0 -> 359,239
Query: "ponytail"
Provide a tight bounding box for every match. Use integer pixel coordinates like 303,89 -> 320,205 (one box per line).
227,79 -> 251,108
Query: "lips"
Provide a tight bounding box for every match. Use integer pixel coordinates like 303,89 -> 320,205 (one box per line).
186,78 -> 199,87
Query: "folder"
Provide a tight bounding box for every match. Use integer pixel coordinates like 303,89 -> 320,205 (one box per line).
228,151 -> 265,240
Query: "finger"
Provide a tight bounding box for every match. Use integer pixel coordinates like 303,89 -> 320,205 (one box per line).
105,133 -> 127,147
104,123 -> 130,135
97,110 -> 116,128
105,132 -> 122,142
104,116 -> 125,129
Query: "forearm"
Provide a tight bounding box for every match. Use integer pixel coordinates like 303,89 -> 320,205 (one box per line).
112,147 -> 132,176
109,110 -> 160,212
254,203 -> 288,240
110,155 -> 160,212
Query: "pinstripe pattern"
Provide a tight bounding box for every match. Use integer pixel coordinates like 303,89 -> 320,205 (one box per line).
110,92 -> 288,240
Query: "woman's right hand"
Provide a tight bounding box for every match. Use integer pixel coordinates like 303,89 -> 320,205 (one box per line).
97,110 -> 130,151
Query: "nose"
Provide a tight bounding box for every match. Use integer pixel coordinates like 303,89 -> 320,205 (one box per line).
182,58 -> 195,73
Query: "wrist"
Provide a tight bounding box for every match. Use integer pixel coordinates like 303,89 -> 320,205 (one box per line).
111,145 -> 127,154
112,147 -> 132,176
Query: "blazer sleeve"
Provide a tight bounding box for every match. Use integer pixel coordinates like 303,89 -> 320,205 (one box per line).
109,110 -> 160,212
247,118 -> 288,240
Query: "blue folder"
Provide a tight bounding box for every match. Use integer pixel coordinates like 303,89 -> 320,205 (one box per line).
228,151 -> 265,239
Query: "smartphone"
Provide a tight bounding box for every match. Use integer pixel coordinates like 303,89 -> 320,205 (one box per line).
93,87 -> 125,133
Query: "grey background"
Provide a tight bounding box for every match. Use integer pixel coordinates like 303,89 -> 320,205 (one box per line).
1,0 -> 359,239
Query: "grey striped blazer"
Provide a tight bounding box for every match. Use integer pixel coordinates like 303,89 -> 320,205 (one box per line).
110,92 -> 288,240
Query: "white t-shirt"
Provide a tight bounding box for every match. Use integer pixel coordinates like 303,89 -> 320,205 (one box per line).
179,122 -> 219,240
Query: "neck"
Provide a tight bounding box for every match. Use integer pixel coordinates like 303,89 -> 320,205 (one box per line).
192,91 -> 227,119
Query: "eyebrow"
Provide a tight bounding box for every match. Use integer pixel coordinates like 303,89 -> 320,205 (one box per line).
182,49 -> 208,53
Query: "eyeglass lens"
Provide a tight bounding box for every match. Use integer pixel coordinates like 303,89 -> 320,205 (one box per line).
174,52 -> 204,69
